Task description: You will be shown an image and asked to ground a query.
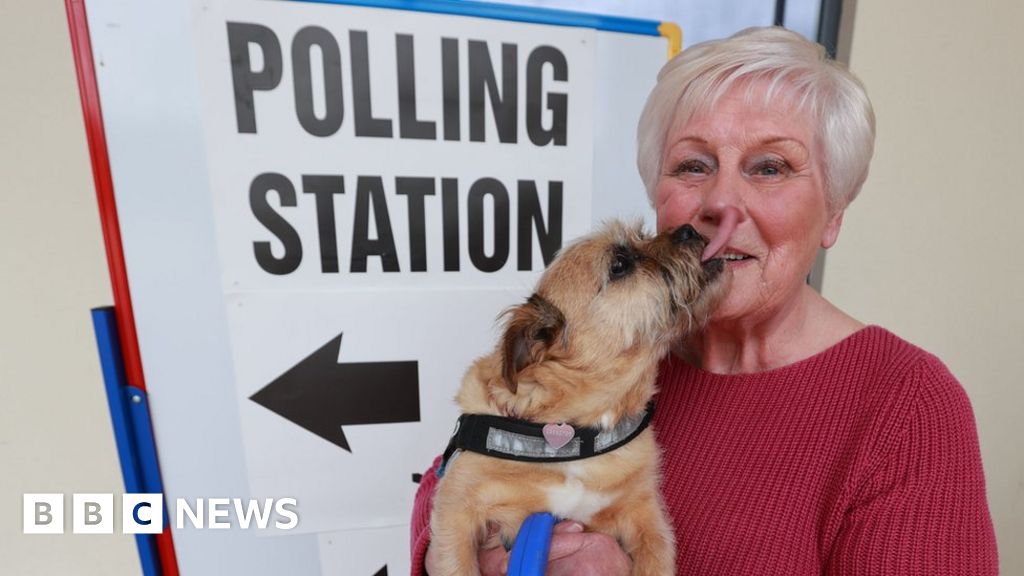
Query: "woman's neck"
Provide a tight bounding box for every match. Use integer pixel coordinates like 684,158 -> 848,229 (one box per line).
687,285 -> 863,374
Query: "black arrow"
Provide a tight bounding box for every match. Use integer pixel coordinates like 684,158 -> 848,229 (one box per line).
250,333 -> 419,452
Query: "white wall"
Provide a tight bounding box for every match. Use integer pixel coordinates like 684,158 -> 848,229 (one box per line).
0,0 -> 138,574
826,0 -> 1024,572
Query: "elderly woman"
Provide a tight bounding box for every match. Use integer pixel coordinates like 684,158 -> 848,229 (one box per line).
411,26 -> 998,575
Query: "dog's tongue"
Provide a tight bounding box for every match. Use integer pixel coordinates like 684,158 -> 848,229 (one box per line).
701,207 -> 741,262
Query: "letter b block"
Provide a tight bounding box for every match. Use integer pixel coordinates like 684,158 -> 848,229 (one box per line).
73,493 -> 113,534
23,494 -> 64,534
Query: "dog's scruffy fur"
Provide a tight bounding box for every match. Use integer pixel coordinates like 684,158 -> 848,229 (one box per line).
430,220 -> 725,575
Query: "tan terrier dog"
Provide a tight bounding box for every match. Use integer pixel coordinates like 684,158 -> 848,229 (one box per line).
430,220 -> 725,575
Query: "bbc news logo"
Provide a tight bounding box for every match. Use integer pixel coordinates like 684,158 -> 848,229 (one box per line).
23,494 -> 299,534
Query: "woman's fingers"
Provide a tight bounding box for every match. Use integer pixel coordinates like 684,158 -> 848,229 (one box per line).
430,520 -> 629,576
546,528 -> 632,575
552,520 -> 585,534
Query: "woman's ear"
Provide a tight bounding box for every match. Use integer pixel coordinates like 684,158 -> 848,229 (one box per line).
821,209 -> 845,249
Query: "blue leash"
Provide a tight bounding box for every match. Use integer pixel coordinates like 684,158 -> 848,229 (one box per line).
507,513 -> 558,576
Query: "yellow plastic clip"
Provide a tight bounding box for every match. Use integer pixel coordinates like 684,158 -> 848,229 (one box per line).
658,22 -> 682,59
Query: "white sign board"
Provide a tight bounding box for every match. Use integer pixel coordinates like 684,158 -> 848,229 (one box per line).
84,0 -> 668,573
199,0 -> 594,534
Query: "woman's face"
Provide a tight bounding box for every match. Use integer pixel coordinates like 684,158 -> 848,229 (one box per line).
654,84 -> 844,326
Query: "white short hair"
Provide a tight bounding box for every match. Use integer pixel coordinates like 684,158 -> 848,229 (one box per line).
636,26 -> 875,212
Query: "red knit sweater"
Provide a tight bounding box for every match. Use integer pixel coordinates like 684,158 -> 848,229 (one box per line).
409,326 -> 998,574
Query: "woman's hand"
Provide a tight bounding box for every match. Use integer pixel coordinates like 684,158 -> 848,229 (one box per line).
541,521 -> 633,576
425,521 -> 632,575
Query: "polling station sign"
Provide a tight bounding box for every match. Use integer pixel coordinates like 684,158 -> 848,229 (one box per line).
79,0 -> 668,572
200,2 -> 593,291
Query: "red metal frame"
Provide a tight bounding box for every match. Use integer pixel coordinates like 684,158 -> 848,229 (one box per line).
65,0 -> 180,574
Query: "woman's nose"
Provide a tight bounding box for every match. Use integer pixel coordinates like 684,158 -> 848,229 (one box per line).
698,171 -> 744,227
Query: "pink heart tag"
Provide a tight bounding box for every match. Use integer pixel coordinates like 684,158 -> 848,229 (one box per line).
542,423 -> 575,450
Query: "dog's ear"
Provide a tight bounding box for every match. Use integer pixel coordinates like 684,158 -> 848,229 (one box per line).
501,294 -> 566,394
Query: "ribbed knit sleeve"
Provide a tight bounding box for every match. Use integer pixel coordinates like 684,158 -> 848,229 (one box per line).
825,355 -> 998,575
409,456 -> 442,576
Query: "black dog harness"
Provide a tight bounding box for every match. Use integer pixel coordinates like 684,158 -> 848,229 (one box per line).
437,403 -> 654,478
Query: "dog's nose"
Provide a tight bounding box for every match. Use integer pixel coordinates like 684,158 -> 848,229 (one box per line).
672,224 -> 702,244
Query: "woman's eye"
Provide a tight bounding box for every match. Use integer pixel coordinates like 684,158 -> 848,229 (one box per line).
672,160 -> 711,176
750,159 -> 790,177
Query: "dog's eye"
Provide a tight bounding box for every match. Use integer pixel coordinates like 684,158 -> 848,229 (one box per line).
609,252 -> 635,280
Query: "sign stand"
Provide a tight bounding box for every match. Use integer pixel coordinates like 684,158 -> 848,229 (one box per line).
91,307 -> 166,576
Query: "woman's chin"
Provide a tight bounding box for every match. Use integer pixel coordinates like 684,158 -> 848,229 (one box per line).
705,270 -> 760,324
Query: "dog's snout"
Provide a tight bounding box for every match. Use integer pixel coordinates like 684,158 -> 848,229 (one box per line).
672,224 -> 703,245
